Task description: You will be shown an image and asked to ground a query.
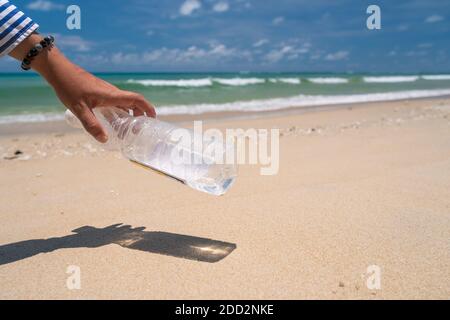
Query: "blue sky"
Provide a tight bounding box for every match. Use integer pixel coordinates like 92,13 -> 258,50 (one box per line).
1,0 -> 449,73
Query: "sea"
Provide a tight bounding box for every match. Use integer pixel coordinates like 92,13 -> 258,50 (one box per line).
1,72 -> 450,124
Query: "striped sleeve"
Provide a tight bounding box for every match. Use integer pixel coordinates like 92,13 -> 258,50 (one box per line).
0,0 -> 39,57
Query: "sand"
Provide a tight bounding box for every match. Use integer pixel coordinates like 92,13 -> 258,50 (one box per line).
0,98 -> 449,299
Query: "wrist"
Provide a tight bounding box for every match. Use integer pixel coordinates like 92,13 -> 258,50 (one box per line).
31,46 -> 72,86
8,34 -> 80,88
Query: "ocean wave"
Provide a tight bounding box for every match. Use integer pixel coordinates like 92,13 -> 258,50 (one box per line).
0,113 -> 65,125
2,89 -> 450,124
269,78 -> 301,84
156,89 -> 450,115
363,76 -> 419,83
421,75 -> 450,81
126,77 -> 268,87
127,78 -> 213,87
307,77 -> 349,84
213,77 -> 266,86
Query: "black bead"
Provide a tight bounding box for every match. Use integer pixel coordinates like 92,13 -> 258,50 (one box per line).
21,63 -> 31,71
23,58 -> 31,65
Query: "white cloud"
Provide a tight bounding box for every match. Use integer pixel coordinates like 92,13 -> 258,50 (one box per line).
253,39 -> 269,47
56,35 -> 93,52
265,46 -> 293,63
263,42 -> 311,63
425,14 -> 444,23
310,53 -> 321,60
27,0 -> 64,11
325,50 -> 349,61
418,43 -> 433,48
75,54 -> 109,66
108,43 -> 252,66
297,47 -> 309,54
387,50 -> 397,57
405,50 -> 427,57
213,1 -> 229,13
179,0 -> 202,16
272,16 -> 285,26
397,24 -> 409,32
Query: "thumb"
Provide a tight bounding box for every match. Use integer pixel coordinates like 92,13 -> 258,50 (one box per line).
77,108 -> 108,143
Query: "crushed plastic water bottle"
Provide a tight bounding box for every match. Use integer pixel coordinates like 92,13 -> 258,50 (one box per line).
65,107 -> 237,196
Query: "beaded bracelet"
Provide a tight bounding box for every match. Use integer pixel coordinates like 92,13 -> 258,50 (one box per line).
21,35 -> 55,71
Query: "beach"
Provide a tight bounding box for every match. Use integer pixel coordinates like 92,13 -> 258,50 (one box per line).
0,97 -> 449,299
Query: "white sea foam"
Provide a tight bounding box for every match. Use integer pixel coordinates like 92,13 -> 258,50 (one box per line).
213,77 -> 266,86
127,78 -> 213,87
0,113 -> 65,124
307,77 -> 349,84
127,77 -> 268,87
2,89 -> 450,124
156,89 -> 450,115
363,76 -> 419,83
421,75 -> 450,80
269,78 -> 301,84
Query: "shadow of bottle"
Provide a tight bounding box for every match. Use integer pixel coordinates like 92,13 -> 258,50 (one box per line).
0,224 -> 237,266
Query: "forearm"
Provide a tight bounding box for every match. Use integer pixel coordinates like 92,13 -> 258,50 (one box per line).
8,33 -> 85,92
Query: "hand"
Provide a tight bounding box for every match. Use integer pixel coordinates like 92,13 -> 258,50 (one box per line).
9,34 -> 156,143
51,66 -> 156,143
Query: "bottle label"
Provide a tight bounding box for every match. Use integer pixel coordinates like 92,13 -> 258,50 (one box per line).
129,159 -> 186,185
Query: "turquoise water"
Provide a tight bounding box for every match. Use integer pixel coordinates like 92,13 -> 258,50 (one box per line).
1,72 -> 450,123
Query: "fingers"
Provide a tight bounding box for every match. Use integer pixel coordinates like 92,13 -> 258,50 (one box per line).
77,108 -> 108,143
132,108 -> 145,117
107,91 -> 157,118
129,92 -> 156,118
